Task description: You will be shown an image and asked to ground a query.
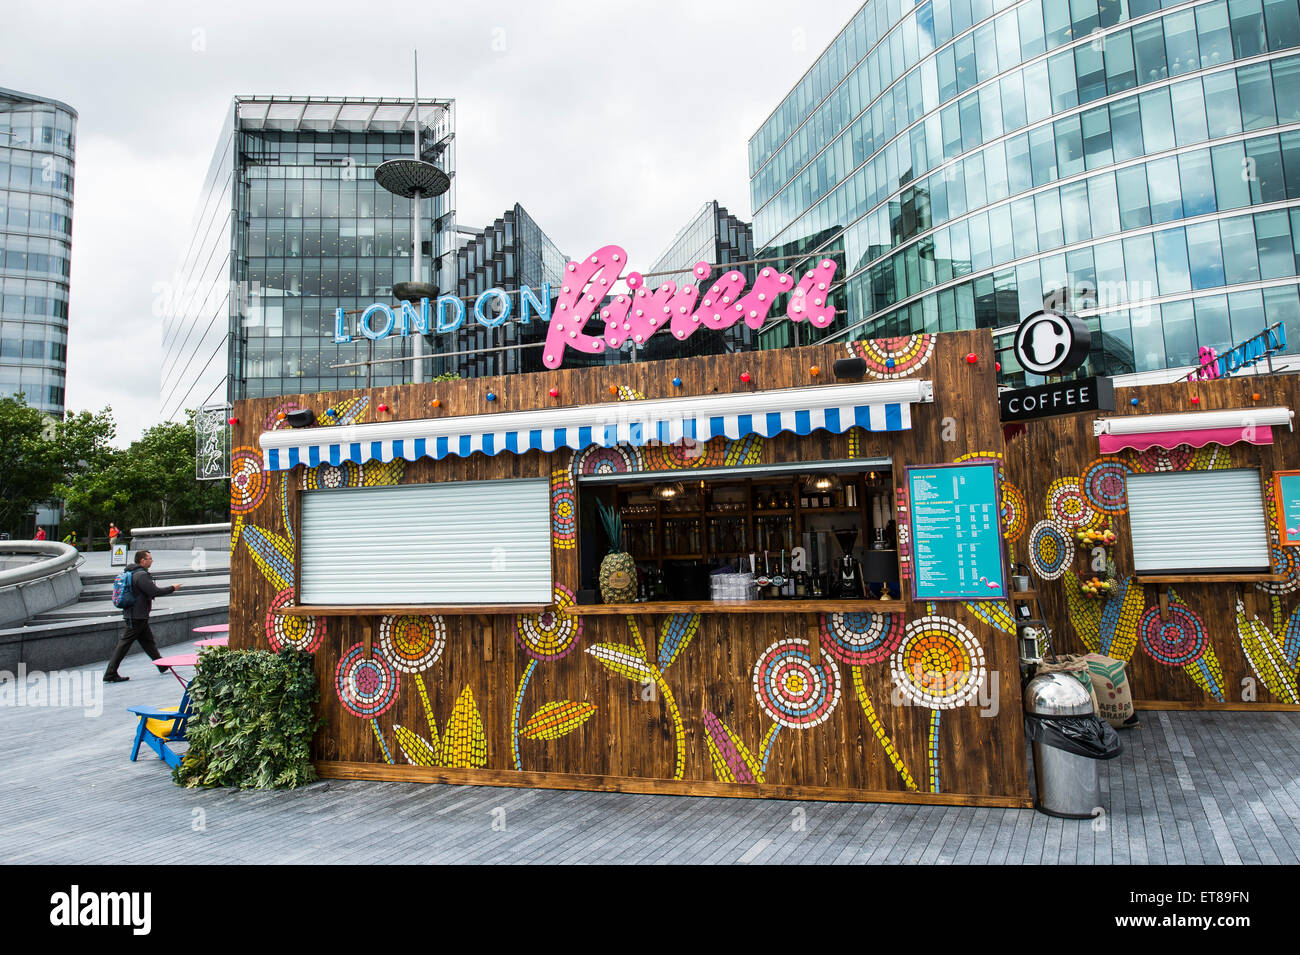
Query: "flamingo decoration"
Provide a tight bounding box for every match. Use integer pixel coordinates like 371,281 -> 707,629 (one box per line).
979,576 -> 1001,590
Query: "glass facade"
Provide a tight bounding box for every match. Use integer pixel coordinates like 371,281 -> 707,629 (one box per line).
747,0 -> 1300,383
643,200 -> 759,358
446,203 -> 567,378
161,96 -> 456,419
0,87 -> 75,416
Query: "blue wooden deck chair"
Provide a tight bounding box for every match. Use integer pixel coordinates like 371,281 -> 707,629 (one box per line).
127,690 -> 193,769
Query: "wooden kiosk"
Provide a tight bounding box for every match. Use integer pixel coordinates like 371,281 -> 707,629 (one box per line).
228,325 -> 1034,806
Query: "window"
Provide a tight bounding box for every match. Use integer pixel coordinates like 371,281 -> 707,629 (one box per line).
298,479 -> 553,605
1126,470 -> 1271,573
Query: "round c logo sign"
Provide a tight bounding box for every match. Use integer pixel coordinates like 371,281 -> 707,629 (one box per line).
1013,309 -> 1091,375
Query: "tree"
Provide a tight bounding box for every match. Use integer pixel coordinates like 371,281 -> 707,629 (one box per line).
0,395 -> 62,537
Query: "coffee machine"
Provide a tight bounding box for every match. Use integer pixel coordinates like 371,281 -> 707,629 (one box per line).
831,527 -> 867,599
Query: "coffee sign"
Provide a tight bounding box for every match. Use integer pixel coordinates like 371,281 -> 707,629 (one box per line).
999,376 -> 1115,422
1014,309 -> 1090,376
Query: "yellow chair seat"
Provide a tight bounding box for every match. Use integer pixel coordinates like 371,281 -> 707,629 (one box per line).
145,706 -> 180,738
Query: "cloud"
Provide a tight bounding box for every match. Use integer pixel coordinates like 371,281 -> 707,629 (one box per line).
9,0 -> 863,443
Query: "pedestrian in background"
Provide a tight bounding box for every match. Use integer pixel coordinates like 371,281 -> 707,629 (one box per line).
103,550 -> 184,684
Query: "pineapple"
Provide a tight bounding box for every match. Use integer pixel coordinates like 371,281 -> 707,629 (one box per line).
597,500 -> 638,604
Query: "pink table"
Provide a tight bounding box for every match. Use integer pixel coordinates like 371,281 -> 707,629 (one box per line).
155,652 -> 200,687
195,636 -> 228,647
193,624 -> 229,633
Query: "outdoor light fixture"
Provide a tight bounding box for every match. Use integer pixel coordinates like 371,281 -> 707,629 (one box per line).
833,357 -> 867,379
286,409 -> 317,428
653,482 -> 687,502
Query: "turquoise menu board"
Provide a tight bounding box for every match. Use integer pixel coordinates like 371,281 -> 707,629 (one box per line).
907,463 -> 1007,601
1275,471 -> 1300,546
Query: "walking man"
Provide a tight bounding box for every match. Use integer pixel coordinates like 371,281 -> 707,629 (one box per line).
103,550 -> 183,683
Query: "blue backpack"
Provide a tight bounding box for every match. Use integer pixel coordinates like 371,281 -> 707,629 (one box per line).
112,569 -> 136,609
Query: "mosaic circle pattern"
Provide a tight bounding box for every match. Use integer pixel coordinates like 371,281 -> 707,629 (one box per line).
1082,457 -> 1130,514
574,445 -> 640,475
1001,481 -> 1027,541
1047,477 -> 1098,528
229,447 -> 268,515
1138,603 -> 1208,666
644,439 -> 726,471
378,614 -> 446,673
515,585 -> 583,661
303,460 -> 363,491
819,612 -> 903,666
851,334 -> 936,379
265,588 -> 325,653
551,473 -> 576,546
1028,520 -> 1074,580
1129,445 -> 1194,473
752,639 -> 842,729
335,643 -> 399,719
890,616 -> 986,710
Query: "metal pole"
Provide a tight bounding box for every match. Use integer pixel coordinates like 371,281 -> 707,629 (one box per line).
410,51 -> 425,384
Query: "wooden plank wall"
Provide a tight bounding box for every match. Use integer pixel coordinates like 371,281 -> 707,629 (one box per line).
1003,369 -> 1300,709
228,329 -> 1031,804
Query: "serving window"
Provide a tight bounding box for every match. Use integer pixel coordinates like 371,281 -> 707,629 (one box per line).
1126,469 -> 1272,575
297,479 -> 552,606
576,461 -> 900,603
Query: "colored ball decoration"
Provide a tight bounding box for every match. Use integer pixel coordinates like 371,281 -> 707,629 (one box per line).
276,411 -> 287,421
227,416 -> 239,425
995,361 -> 1002,372
751,638 -> 842,729
549,387 -> 560,398
486,392 -> 497,402
377,403 -> 388,412
965,353 -> 978,363
740,372 -> 751,383
810,365 -> 820,376
266,589 -> 325,653
1028,519 -> 1074,580
335,644 -> 399,719
890,616 -> 986,710
885,357 -> 895,368
672,377 -> 682,388
819,613 -> 903,666
608,385 -> 619,395
1190,396 -> 1200,404
432,398 -> 441,408
1138,602 -> 1208,667
378,614 -> 447,673
229,447 -> 269,515
1130,398 -> 1140,406
515,586 -> 583,661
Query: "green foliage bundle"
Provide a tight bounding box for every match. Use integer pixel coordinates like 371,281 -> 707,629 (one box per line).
174,648 -> 322,790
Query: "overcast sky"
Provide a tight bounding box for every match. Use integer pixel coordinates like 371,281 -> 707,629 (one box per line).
7,0 -> 862,443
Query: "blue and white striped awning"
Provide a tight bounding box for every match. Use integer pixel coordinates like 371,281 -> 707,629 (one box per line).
259,378 -> 933,471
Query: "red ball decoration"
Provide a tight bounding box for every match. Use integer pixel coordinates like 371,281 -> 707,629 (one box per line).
1190,396 -> 1200,404
549,387 -> 560,398
227,416 -> 238,425
377,403 -> 388,412
995,361 -> 1002,372
965,353 -> 978,364
740,372 -> 751,383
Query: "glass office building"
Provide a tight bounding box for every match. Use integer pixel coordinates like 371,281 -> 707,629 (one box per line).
0,87 -> 75,416
643,200 -> 759,359
441,203 -> 567,378
161,96 -> 456,419
748,0 -> 1300,383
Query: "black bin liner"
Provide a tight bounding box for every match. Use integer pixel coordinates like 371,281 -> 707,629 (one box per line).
1024,713 -> 1123,760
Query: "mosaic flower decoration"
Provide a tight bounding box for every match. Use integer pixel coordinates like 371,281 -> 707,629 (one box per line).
266,588 -> 325,653
1028,519 -> 1074,580
1081,456 -> 1130,515
751,638 -> 842,730
379,614 -> 447,673
890,616 -> 986,711
819,612 -> 904,666
1047,476 -> 1099,529
230,447 -> 269,515
515,585 -> 583,661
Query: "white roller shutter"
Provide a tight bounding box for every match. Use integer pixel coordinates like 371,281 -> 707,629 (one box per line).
1126,469 -> 1271,574
298,479 -> 552,605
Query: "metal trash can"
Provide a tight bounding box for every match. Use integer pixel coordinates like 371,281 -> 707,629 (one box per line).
1023,672 -> 1122,819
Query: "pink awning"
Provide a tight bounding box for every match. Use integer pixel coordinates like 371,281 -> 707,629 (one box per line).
1098,425 -> 1274,454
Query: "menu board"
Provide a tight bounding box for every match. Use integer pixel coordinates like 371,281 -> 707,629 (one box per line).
907,463 -> 1007,601
1274,471 -> 1300,546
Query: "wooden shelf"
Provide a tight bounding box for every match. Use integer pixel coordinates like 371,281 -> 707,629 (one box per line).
1135,574 -> 1285,584
1009,590 -> 1038,601
276,604 -> 552,617
566,599 -> 907,615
